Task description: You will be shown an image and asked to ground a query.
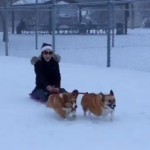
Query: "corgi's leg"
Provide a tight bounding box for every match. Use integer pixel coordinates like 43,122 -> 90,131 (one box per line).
110,110 -> 115,121
82,107 -> 88,116
71,103 -> 77,117
71,109 -> 76,118
55,108 -> 66,118
63,107 -> 72,117
88,110 -> 91,116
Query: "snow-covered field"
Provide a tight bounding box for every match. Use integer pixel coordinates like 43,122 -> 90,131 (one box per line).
0,55 -> 150,150
0,28 -> 150,150
1,28 -> 150,71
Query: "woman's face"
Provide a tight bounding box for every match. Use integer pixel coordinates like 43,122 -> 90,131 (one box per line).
42,49 -> 53,61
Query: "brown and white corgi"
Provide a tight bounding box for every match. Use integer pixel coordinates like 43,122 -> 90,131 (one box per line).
81,90 -> 116,121
46,90 -> 79,119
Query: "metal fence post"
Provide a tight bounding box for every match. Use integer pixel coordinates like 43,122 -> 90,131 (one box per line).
52,0 -> 56,52
5,0 -> 9,56
35,0 -> 38,50
111,4 -> 115,47
107,0 -> 111,67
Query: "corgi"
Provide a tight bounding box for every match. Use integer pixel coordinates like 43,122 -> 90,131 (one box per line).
81,90 -> 116,120
46,90 -> 79,119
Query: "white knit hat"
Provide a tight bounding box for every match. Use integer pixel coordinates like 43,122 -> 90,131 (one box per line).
41,43 -> 53,51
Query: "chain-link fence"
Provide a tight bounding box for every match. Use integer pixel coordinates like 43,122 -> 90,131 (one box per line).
0,0 -> 150,72
111,0 -> 150,71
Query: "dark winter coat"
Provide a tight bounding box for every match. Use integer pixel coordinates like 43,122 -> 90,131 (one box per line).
30,54 -> 61,91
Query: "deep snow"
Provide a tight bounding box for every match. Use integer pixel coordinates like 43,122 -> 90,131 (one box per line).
0,56 -> 150,150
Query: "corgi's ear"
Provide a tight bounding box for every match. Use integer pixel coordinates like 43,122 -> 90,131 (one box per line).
110,90 -> 114,96
72,89 -> 79,97
100,92 -> 105,102
100,92 -> 104,96
62,94 -> 69,102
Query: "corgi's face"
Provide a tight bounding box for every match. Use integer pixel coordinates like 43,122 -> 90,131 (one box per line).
68,90 -> 79,109
101,90 -> 116,109
62,90 -> 79,109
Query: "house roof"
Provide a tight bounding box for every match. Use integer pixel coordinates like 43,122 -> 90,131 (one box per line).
64,0 -> 132,3
13,0 -> 76,5
12,0 -> 131,7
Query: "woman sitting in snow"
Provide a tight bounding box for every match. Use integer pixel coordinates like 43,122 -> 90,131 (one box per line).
30,43 -> 67,102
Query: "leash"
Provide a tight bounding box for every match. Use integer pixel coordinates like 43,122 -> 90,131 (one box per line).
78,92 -> 88,94
50,91 -> 88,95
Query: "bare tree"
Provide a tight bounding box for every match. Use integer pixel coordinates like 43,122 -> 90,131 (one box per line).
0,0 -> 20,42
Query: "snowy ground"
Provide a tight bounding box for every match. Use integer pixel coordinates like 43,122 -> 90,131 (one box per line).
1,28 -> 150,72
0,56 -> 150,150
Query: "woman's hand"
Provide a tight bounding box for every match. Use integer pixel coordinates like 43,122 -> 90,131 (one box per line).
47,85 -> 53,91
52,87 -> 59,92
47,85 -> 59,92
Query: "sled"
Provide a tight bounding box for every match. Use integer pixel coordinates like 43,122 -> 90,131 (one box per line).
29,93 -> 46,104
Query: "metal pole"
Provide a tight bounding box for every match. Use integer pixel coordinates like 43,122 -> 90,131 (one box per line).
11,11 -> 15,34
5,0 -> 9,56
107,0 -> 111,67
52,0 -> 56,52
131,4 -> 134,29
35,0 -> 38,50
111,4 -> 115,47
